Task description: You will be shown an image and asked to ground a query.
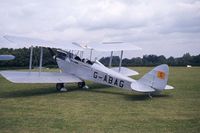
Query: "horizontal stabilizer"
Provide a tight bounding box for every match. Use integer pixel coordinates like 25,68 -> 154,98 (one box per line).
0,71 -> 82,83
165,85 -> 174,90
111,67 -> 139,76
131,81 -> 155,93
131,83 -> 174,93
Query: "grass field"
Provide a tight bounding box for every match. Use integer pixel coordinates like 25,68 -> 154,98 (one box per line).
0,67 -> 200,133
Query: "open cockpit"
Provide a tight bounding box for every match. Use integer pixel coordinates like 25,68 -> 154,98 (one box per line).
57,49 -> 94,65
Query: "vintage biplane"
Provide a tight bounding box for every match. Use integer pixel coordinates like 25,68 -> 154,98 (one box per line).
0,35 -> 174,96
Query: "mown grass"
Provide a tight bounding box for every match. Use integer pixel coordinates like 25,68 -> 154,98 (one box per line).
0,67 -> 200,133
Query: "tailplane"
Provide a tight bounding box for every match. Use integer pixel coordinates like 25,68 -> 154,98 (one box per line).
131,64 -> 174,93
139,64 -> 169,91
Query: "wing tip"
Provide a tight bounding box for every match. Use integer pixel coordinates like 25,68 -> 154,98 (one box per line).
165,85 -> 174,90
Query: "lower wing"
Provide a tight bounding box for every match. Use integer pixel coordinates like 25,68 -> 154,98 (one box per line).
0,71 -> 82,83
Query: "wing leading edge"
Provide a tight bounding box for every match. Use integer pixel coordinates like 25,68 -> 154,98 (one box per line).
110,67 -> 139,76
88,42 -> 142,51
4,35 -> 84,51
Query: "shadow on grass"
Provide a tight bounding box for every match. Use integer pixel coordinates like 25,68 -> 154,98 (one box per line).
86,83 -> 173,101
0,83 -> 173,101
87,89 -> 149,101
87,88 -> 172,101
0,87 -> 57,98
0,83 -> 108,98
124,93 -> 173,101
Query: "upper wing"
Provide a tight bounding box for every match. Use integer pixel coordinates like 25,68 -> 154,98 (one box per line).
4,35 -> 84,51
110,67 -> 139,76
88,42 -> 142,51
0,71 -> 82,83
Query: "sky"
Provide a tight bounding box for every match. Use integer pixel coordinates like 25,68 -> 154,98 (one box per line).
0,0 -> 200,59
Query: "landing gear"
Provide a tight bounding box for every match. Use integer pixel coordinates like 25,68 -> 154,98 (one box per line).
148,93 -> 152,98
78,82 -> 85,88
56,83 -> 67,92
78,81 -> 89,89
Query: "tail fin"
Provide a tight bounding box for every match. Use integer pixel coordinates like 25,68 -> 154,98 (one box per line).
138,64 -> 169,91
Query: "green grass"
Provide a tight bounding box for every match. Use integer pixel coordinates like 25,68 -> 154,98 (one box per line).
0,67 -> 200,133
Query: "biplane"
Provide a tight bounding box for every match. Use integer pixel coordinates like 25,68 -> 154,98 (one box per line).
0,35 -> 174,96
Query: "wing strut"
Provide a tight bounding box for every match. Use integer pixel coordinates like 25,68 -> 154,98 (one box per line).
80,51 -> 84,58
119,50 -> 123,72
29,46 -> 33,72
109,51 -> 113,68
90,49 -> 93,60
39,47 -> 43,74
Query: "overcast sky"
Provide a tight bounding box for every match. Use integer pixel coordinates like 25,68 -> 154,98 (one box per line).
0,0 -> 200,58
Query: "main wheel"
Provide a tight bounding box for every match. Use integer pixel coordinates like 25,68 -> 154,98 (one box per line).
78,82 -> 85,88
56,83 -> 64,91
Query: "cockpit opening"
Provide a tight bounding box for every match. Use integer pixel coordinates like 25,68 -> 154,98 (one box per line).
57,50 -> 94,65
74,56 -> 81,61
57,52 -> 67,60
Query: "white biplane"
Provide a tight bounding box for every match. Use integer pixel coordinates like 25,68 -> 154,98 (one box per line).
0,35 -> 174,96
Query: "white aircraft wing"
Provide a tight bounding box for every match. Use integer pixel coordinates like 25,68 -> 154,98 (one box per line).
0,55 -> 15,60
88,42 -> 142,51
4,35 -> 84,51
110,67 -> 139,76
0,71 -> 82,83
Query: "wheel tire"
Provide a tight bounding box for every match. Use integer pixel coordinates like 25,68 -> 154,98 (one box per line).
56,83 -> 64,91
78,82 -> 85,88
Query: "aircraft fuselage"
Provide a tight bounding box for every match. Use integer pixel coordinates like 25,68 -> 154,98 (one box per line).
56,57 -> 135,91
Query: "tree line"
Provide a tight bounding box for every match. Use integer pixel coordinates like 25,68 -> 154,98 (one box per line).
0,47 -> 199,68
0,47 -> 57,68
100,53 -> 200,66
